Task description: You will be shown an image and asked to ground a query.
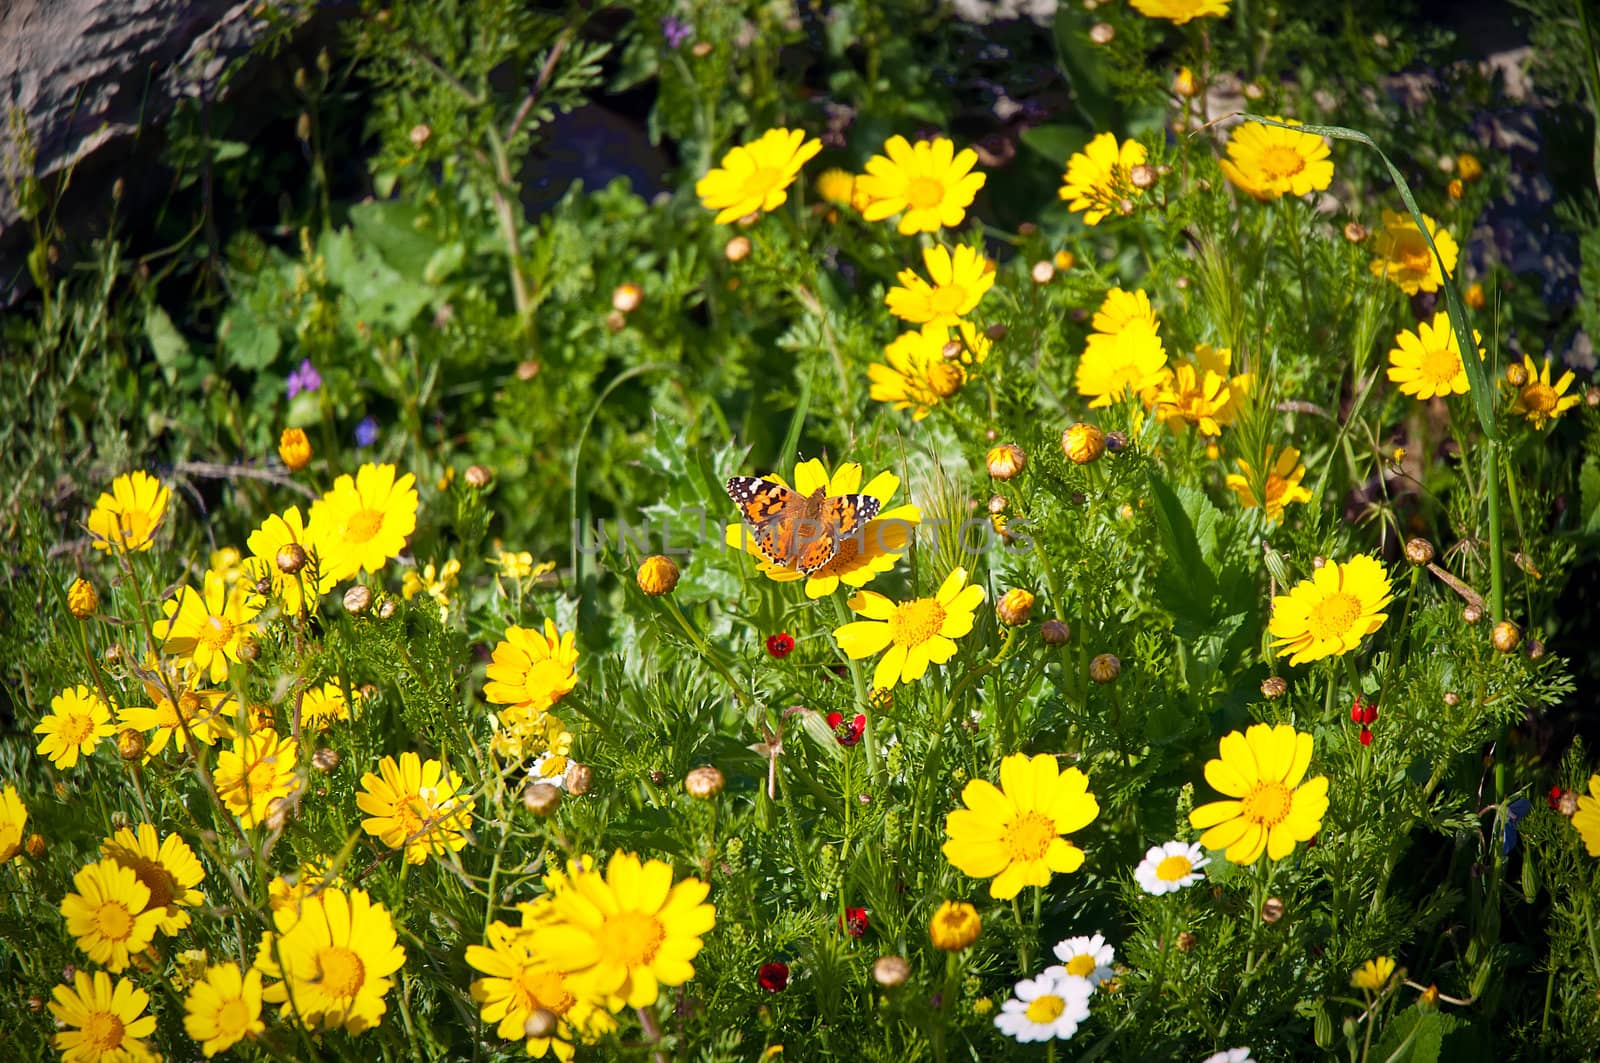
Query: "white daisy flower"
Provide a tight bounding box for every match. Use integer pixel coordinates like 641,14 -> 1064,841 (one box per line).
1202,1048 -> 1254,1063
1050,932 -> 1115,985
527,751 -> 573,789
994,969 -> 1093,1043
1134,839 -> 1209,895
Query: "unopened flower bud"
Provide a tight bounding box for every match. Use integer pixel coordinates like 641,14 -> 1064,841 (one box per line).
312,747 -> 340,774
110,810 -> 131,832
1089,653 -> 1121,683
724,235 -> 751,262
1447,178 -> 1464,200
237,637 -> 259,663
296,112 -> 312,142
988,495 -> 1007,515
927,362 -> 964,398
117,729 -> 145,762
522,782 -> 562,816
67,578 -> 98,619
1173,67 -> 1198,97
941,340 -> 964,362
565,762 -> 593,796
996,589 -> 1035,627
1088,21 -> 1114,44
637,555 -> 680,596
24,833 -> 45,858
344,585 -> 373,614
690,40 -> 713,57
1465,282 -> 1486,310
1558,791 -> 1579,816
1041,619 -> 1071,646
1130,164 -> 1156,189
1105,430 -> 1127,454
874,955 -> 910,987
1463,604 -> 1482,625
276,544 -> 308,574
408,123 -> 431,147
1261,897 -> 1285,923
525,1007 -> 558,1039
1031,260 -> 1055,284
1243,82 -> 1264,101
1261,676 -> 1287,699
377,598 -> 397,620
516,360 -> 541,381
1404,538 -> 1434,565
1062,422 -> 1105,465
1526,638 -> 1545,660
612,283 -> 643,314
1492,620 -> 1521,654
1586,386 -> 1600,408
1176,931 -> 1197,952
985,323 -> 1008,341
1343,221 -> 1368,243
684,765 -> 724,799
986,443 -> 1026,480
26,993 -> 45,1013
605,308 -> 626,332
465,464 -> 493,488
1505,363 -> 1528,387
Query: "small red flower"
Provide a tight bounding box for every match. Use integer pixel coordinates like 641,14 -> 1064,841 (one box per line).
1359,728 -> 1373,746
758,961 -> 789,993
826,711 -> 866,747
766,633 -> 795,659
1350,698 -> 1366,723
841,906 -> 868,938
1362,704 -> 1378,725
1548,785 -> 1564,810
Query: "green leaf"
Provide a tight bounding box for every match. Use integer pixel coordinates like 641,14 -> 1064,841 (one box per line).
144,304 -> 192,386
1579,456 -> 1600,533
1019,124 -> 1091,166
1374,1005 -> 1457,1063
1052,9 -> 1120,132
1146,470 -> 1218,623
319,227 -> 430,329
350,200 -> 442,279
217,300 -> 281,371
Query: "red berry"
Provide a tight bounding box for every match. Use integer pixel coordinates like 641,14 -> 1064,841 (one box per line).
1359,728 -> 1373,746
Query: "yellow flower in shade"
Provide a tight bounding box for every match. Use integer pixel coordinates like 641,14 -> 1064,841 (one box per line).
1188,723 -> 1329,863
278,426 -> 312,471
356,752 -> 474,864
929,900 -> 982,950
86,470 -> 170,554
1387,312 -> 1483,400
0,785 -> 25,863
257,886 -> 406,1033
857,135 -> 986,235
34,684 -> 116,769
942,752 -> 1100,900
307,463 -> 419,580
118,659 -> 233,757
268,859 -> 336,926
885,244 -> 996,326
531,851 -> 716,1010
245,505 -> 337,616
213,728 -> 300,828
833,567 -> 985,691
1058,133 -> 1147,226
493,549 -> 554,582
60,857 -> 164,971
467,915 -> 616,1059
184,962 -> 265,1057
156,570 -> 262,684
49,969 -> 158,1063
869,322 -> 990,420
1219,117 -> 1333,200
401,558 -> 462,616
101,823 -> 206,935
298,679 -> 357,731
695,128 -> 822,224
484,619 -> 579,715
1078,328 -> 1169,409
1153,344 -> 1250,435
724,458 -> 921,598
1350,956 -> 1397,992
1130,0 -> 1230,23
1508,354 -> 1581,429
815,167 -> 858,208
1225,446 -> 1313,524
1571,775 -> 1600,856
491,707 -> 573,768
1368,209 -> 1459,295
1269,554 -> 1393,665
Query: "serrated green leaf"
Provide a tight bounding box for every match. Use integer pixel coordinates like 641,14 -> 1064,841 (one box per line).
144,303 -> 192,385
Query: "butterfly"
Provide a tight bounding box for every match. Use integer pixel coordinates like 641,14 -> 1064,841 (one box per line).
726,476 -> 881,574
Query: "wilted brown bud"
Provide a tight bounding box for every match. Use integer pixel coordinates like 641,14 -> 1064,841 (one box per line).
1261,897 -> 1285,923
1343,221 -> 1368,243
522,782 -> 562,817
1030,260 -> 1055,284
312,747 -> 340,774
1443,691 -> 1460,706
1492,620 -> 1521,654
516,360 -> 541,381
1312,556 -> 1327,569
408,123 -> 431,147
1526,638 -> 1545,660
1505,363 -> 1528,387
1041,619 -> 1071,646
525,1007 -> 559,1039
1243,82 -> 1264,101
1558,791 -> 1579,816
995,589 -> 1035,627
1402,538 -> 1434,566
1105,431 -> 1128,454
276,543 -> 308,574
24,833 -> 46,859
26,993 -> 45,1013
612,283 -> 643,314
237,637 -> 260,663
873,955 -> 910,987
265,797 -> 291,832
1089,653 -> 1121,683
605,308 -> 627,332
690,40 -> 713,57
724,235 -> 752,262
1261,676 -> 1287,699
344,585 -> 373,614
940,340 -> 965,362
565,762 -> 593,796
117,728 -> 145,762
1129,164 -> 1157,190
377,598 -> 398,620
988,495 -> 1007,515
1062,422 -> 1106,465
254,576 -> 274,597
985,323 -> 1008,341
1176,931 -> 1197,952
1463,604 -> 1482,625
103,643 -> 121,664
1088,21 -> 1114,44
1586,386 -> 1600,408
464,464 -> 493,488
684,765 -> 725,799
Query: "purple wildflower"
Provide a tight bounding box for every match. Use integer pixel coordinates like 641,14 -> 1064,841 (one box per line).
286,359 -> 322,399
661,16 -> 691,49
354,417 -> 379,448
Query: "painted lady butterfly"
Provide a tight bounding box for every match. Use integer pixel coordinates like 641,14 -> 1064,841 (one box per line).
726,476 -> 881,574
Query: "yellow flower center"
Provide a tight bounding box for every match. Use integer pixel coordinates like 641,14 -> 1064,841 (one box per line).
598,910 -> 666,970
1419,343 -> 1463,386
1155,854 -> 1194,881
1025,994 -> 1066,1024
1259,145 -> 1306,179
199,614 -> 235,651
316,945 -> 367,1000
525,970 -> 575,1017
81,1010 -> 125,1051
1241,780 -> 1294,828
926,362 -> 965,398
738,167 -> 782,201
215,996 -> 253,1036
1400,244 -> 1433,276
905,176 -> 945,210
346,508 -> 386,545
1307,591 -> 1362,641
1262,474 -> 1287,508
1064,954 -> 1096,978
1002,810 -> 1058,862
91,898 -> 136,942
60,712 -> 96,745
1520,382 -> 1556,414
927,284 -> 969,318
889,598 -> 947,647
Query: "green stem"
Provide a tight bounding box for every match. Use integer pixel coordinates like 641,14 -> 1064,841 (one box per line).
831,595 -> 883,789
1485,441 -> 1504,622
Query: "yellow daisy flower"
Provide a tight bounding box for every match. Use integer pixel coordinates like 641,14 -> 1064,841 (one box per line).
1153,344 -> 1250,434
258,886 -> 406,1033
491,706 -> 573,767
885,244 -> 996,326
1077,328 -> 1170,408
86,470 -> 170,555
1224,446 -> 1313,524
1219,117 -> 1334,200
356,751 -> 474,864
1508,354 -> 1581,429
1188,723 -> 1329,863
1058,132 -> 1147,226
118,660 -> 232,757
695,128 -> 822,224
156,569 -> 262,684
402,558 -> 462,617
467,916 -> 616,1059
1092,287 -> 1158,335
1570,774 -> 1600,856
724,458 -> 922,599
1268,554 -> 1393,666
484,619 -> 579,715
34,684 -> 116,769
49,969 -> 158,1063
244,505 -> 338,616
531,851 -> 716,1010
1368,209 -> 1459,295
815,167 -> 858,208
1130,0 -> 1230,23
492,549 -> 554,582
833,566 -> 986,691
184,962 -> 266,1057
297,679 -> 357,731
213,728 -> 300,828
307,462 -> 420,580
1350,956 -> 1397,992
0,784 -> 26,864
869,322 -> 990,420
857,135 -> 986,235
101,822 -> 207,935
941,752 -> 1100,900
60,857 -> 165,971
1387,311 -> 1483,400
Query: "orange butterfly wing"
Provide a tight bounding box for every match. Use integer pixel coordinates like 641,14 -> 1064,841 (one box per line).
727,477 -> 882,575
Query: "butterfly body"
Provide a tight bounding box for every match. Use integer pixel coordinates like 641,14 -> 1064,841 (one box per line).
727,476 -> 881,574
